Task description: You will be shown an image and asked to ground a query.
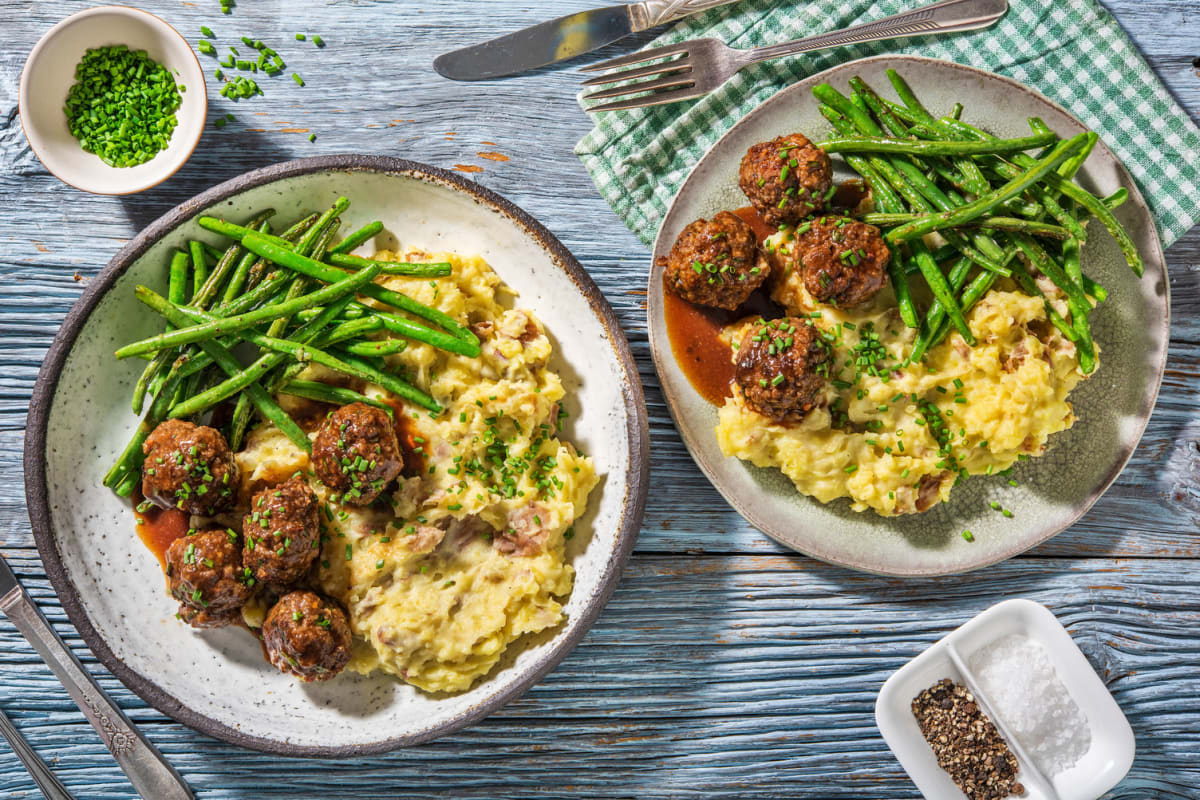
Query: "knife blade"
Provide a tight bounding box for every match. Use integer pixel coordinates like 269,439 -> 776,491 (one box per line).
434,0 -> 739,81
0,553 -> 194,799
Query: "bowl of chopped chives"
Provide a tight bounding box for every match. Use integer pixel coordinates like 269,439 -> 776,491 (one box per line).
18,6 -> 206,195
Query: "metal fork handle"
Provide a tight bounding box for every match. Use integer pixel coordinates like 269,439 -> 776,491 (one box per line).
745,0 -> 1008,63
0,707 -> 75,800
0,586 -> 194,800
631,0 -> 740,30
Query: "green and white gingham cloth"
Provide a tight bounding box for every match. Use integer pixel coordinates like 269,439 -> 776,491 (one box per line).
575,0 -> 1200,248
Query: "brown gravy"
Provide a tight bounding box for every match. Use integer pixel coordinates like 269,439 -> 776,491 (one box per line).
381,397 -> 427,478
132,489 -> 189,570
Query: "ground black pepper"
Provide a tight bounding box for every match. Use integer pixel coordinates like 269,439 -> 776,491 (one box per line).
912,678 -> 1024,799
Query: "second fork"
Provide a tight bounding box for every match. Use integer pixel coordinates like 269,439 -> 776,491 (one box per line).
581,0 -> 1009,112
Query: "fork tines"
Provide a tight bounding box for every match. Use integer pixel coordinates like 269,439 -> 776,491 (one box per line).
580,41 -> 700,113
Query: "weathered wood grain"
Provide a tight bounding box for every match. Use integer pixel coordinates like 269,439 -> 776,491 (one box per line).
1,556 -> 1199,798
0,0 -> 1198,797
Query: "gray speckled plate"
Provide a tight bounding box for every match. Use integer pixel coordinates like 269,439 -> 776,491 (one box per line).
25,156 -> 649,755
648,56 -> 1168,577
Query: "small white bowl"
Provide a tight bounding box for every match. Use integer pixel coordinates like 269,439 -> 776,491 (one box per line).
876,599 -> 1135,800
18,6 -> 206,195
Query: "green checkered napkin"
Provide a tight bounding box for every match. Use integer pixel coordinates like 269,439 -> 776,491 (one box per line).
576,0 -> 1200,248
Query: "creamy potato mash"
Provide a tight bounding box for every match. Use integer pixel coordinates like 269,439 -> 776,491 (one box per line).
237,249 -> 596,692
716,231 -> 1091,516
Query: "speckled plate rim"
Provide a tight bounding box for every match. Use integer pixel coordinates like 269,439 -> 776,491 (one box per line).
647,55 -> 1169,577
24,155 -> 650,755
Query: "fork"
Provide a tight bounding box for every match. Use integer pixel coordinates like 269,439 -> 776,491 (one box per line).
581,0 -> 1008,112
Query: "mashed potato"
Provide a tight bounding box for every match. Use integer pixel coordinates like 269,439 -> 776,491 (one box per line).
236,249 -> 596,692
716,231 -> 1090,516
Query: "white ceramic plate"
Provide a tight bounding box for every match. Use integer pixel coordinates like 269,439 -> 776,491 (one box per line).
647,55 -> 1168,577
25,156 -> 649,755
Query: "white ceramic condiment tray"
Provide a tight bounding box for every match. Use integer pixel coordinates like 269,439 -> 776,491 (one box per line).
876,599 -> 1135,799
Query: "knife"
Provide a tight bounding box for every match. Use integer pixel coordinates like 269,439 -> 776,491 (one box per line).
0,553 -> 194,800
434,0 -> 741,81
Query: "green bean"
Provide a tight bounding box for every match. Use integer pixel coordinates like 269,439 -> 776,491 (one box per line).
886,69 -> 934,122
294,197 -> 350,256
858,213 -> 1069,240
280,212 -> 320,240
340,338 -> 409,357
323,349 -> 436,411
908,256 -> 975,364
818,131 -> 1058,157
227,394 -> 254,451
167,249 -> 189,304
1061,237 -> 1096,373
213,270 -> 290,316
280,380 -> 394,415
313,316 -> 384,346
884,134 -> 1089,244
222,221 -> 270,304
913,241 -> 974,343
135,289 -> 311,451
188,241 -> 208,300
330,220 -> 384,254
133,250 -> 190,414
118,265 -> 380,358
327,253 -> 452,277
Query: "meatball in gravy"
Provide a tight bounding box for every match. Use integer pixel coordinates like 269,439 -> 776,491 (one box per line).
262,591 -> 352,681
789,216 -> 890,308
243,476 -> 320,588
739,133 -> 832,227
165,529 -> 251,628
142,420 -> 239,516
734,317 -> 830,422
665,211 -> 766,310
312,402 -> 403,505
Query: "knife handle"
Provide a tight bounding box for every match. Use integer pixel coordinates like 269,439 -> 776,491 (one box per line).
632,0 -> 740,30
0,586 -> 194,800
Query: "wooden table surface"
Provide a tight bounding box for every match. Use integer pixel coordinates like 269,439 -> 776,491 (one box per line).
1,1 -> 1198,797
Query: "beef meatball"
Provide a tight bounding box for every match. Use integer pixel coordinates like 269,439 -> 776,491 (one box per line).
142,420 -> 239,516
739,133 -> 833,227
243,476 -> 320,588
165,528 -> 252,629
734,317 -> 830,422
312,403 -> 403,505
262,591 -> 352,681
791,216 -> 890,307
664,211 -> 767,310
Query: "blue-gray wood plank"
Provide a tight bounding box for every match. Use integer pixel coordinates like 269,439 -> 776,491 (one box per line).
1,0 -> 1198,797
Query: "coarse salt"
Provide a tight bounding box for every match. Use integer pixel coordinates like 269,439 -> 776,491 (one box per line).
968,632 -> 1091,777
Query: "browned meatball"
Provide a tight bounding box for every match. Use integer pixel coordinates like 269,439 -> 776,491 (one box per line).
243,476 -> 320,588
664,211 -> 767,310
792,216 -> 890,307
165,529 -> 252,629
142,420 -> 239,516
739,133 -> 833,227
312,403 -> 403,505
262,591 -> 352,682
734,317 -> 830,422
